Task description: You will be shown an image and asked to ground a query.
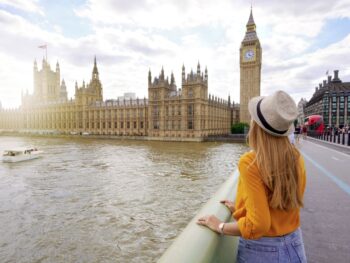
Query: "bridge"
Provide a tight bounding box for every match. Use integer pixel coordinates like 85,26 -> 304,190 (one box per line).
158,138 -> 350,263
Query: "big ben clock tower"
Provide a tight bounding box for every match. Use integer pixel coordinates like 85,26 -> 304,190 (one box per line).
239,7 -> 262,124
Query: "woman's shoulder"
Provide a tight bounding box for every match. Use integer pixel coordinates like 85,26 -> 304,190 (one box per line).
238,150 -> 256,165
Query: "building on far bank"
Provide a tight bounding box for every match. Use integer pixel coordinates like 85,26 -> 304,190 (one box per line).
0,58 -> 236,141
297,98 -> 308,125
304,70 -> 350,128
0,9 -> 267,139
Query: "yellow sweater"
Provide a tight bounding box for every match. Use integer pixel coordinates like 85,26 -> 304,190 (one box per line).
233,151 -> 306,240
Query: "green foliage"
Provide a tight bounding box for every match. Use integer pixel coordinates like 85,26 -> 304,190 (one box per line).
231,122 -> 250,134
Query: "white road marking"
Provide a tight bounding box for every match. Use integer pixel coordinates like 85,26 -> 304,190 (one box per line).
300,139 -> 350,159
331,156 -> 340,161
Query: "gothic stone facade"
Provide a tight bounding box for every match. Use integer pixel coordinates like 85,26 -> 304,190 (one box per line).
0,59 -> 235,141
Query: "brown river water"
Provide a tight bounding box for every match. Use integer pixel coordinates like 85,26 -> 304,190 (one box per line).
0,136 -> 248,263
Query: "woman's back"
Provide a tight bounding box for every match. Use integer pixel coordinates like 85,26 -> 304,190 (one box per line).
234,151 -> 306,239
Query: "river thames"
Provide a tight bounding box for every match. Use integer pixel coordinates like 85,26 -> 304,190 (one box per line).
0,136 -> 248,262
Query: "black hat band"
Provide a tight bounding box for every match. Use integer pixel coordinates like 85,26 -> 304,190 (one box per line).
256,99 -> 288,135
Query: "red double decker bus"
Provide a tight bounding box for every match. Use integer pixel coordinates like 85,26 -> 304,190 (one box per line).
304,115 -> 325,135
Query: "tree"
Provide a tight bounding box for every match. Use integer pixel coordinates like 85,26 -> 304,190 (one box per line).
231,122 -> 250,134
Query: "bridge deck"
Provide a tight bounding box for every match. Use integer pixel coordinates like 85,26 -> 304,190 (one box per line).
299,139 -> 350,263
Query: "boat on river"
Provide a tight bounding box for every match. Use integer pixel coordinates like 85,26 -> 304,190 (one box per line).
2,148 -> 43,163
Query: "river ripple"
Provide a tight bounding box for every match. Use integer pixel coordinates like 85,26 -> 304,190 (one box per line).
0,136 -> 248,263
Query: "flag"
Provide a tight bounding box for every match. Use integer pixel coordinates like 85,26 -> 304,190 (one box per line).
38,44 -> 47,49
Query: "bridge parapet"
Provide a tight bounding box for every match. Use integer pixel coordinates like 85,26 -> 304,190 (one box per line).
158,170 -> 240,263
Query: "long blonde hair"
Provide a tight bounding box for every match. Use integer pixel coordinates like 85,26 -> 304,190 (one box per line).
248,120 -> 303,210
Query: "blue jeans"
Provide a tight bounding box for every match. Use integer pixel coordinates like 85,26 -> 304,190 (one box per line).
237,228 -> 307,263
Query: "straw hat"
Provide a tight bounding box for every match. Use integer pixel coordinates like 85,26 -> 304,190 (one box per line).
248,90 -> 298,137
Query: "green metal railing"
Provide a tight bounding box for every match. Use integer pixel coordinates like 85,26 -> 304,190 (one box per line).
158,170 -> 240,263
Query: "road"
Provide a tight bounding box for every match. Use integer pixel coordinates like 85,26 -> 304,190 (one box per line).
298,139 -> 350,263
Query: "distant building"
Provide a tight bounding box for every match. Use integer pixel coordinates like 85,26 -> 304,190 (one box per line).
1,10 -> 266,138
304,70 -> 350,127
118,93 -> 136,101
0,58 -> 234,141
297,98 -> 308,125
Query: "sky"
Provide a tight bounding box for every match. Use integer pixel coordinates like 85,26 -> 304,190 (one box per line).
0,0 -> 350,109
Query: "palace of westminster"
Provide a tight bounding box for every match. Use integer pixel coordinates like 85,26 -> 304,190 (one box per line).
0,10 -> 262,141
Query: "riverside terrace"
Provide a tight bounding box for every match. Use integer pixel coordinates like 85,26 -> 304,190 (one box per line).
158,138 -> 350,263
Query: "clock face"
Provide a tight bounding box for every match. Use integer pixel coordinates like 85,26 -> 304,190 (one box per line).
244,50 -> 255,60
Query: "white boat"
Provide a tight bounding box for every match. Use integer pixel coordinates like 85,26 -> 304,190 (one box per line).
2,148 -> 43,163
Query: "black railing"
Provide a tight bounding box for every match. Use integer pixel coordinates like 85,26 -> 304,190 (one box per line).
307,130 -> 350,146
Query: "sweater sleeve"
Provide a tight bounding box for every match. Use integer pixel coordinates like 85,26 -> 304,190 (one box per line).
237,154 -> 271,239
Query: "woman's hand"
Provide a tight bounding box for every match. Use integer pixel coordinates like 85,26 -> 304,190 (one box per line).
220,199 -> 235,213
197,215 -> 221,233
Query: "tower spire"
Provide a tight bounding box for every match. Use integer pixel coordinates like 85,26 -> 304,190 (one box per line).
182,63 -> 185,81
246,5 -> 256,30
92,56 -> 99,79
148,68 -> 152,84
242,7 -> 258,42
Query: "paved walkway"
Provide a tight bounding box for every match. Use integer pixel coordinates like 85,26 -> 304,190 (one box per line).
298,139 -> 350,263
306,136 -> 350,156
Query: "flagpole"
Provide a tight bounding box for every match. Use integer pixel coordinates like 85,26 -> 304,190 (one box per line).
38,44 -> 48,61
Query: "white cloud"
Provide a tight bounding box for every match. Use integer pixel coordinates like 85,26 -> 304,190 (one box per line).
0,0 -> 44,15
0,0 -> 350,109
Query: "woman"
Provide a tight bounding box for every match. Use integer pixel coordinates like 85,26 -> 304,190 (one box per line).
197,90 -> 307,263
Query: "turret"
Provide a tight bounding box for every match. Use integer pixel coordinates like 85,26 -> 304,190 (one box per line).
161,66 -> 164,80
92,56 -> 99,79
197,61 -> 201,75
34,59 -> 38,72
332,70 -> 342,83
171,72 -> 175,85
170,71 -> 176,91
205,66 -> 208,80
148,69 -> 152,85
60,79 -> 68,100
56,61 -> 60,72
182,64 -> 185,82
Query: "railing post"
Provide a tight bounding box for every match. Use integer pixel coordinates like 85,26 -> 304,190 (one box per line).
338,133 -> 341,144
333,134 -> 336,143
342,133 -> 345,145
330,134 -> 332,142
348,132 -> 350,146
